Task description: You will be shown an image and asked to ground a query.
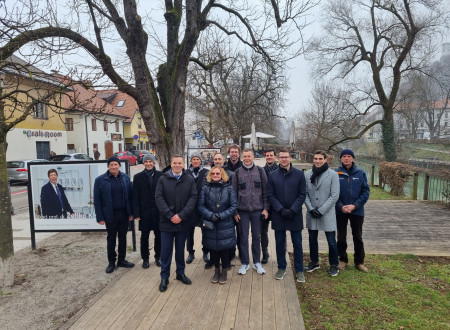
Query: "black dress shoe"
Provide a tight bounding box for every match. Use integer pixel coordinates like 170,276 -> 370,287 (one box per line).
176,273 -> 192,285
261,252 -> 269,264
155,259 -> 161,267
186,253 -> 195,264
142,260 -> 150,269
117,259 -> 135,268
204,260 -> 213,269
105,262 -> 115,273
159,278 -> 169,292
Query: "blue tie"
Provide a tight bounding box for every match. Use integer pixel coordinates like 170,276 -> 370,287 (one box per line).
175,175 -> 180,180
56,186 -> 63,207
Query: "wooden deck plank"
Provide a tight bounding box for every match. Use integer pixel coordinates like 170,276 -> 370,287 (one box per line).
234,266 -> 252,328
249,269 -> 264,329
190,272 -> 220,329
219,265 -> 242,330
262,265 -> 277,330
206,270 -> 233,329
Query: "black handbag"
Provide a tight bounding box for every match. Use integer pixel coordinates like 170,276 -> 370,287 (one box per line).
201,218 -> 215,230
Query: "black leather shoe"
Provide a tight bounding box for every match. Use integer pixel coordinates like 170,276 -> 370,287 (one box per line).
117,259 -> 135,268
176,273 -> 192,285
204,260 -> 213,269
186,253 -> 195,264
105,262 -> 115,273
142,260 -> 150,269
203,252 -> 210,262
261,252 -> 269,264
159,278 -> 169,292
155,259 -> 161,267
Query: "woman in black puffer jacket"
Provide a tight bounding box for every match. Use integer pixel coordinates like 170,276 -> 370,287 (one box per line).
198,166 -> 237,284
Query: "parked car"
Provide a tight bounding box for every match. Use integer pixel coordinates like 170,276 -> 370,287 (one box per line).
131,149 -> 151,164
7,159 -> 49,183
113,151 -> 137,165
49,153 -> 93,161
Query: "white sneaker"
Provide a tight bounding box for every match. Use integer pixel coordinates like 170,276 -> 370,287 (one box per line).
252,262 -> 266,275
238,264 -> 250,275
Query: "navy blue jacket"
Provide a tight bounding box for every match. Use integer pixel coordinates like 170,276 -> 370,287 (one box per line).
40,182 -> 73,218
94,171 -> 133,223
267,165 -> 306,231
335,163 -> 370,217
198,181 -> 237,251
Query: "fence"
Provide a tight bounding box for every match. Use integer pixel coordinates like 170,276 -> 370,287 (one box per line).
358,161 -> 450,206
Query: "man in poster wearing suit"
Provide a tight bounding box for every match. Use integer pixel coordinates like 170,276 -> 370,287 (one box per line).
40,168 -> 74,218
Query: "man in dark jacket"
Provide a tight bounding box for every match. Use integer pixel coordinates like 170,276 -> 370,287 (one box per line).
94,157 -> 134,274
232,148 -> 269,276
261,148 -> 279,264
185,153 -> 209,265
155,155 -> 197,292
267,148 -> 306,283
335,149 -> 370,272
40,168 -> 74,219
223,144 -> 243,173
132,154 -> 162,269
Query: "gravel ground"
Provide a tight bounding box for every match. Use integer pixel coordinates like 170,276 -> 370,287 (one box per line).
0,231 -> 140,330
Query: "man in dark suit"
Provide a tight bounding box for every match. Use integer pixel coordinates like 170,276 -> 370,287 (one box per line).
132,154 -> 163,269
40,168 -> 74,218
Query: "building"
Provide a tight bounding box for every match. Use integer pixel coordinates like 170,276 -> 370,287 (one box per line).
63,82 -> 128,159
3,55 -> 69,160
97,90 -> 150,151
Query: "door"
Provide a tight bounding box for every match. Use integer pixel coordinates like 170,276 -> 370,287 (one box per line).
104,141 -> 113,159
36,141 -> 50,159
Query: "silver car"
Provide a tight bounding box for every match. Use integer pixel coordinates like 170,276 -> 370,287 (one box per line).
49,153 -> 93,161
7,159 -> 49,183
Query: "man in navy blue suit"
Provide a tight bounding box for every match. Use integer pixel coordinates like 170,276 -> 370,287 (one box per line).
40,168 -> 74,218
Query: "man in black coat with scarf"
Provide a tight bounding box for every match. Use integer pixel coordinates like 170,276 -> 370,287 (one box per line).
132,154 -> 162,269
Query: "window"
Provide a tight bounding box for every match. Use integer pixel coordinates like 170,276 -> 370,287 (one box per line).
93,143 -> 98,150
445,112 -> 448,119
67,144 -> 75,151
115,121 -> 120,132
445,122 -> 448,127
420,122 -> 424,128
92,118 -> 97,131
104,120 -> 108,131
34,103 -> 47,119
65,118 -> 74,131
119,143 -> 122,152
117,100 -> 125,107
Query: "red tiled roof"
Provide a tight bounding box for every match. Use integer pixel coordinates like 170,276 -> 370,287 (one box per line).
96,89 -> 139,123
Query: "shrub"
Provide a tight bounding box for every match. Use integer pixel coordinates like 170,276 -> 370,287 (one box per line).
379,162 -> 422,196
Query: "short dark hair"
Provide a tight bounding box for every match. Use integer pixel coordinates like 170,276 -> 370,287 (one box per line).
228,144 -> 241,154
278,148 -> 290,155
171,154 -> 184,161
314,150 -> 328,158
265,148 -> 275,155
48,169 -> 58,177
242,148 -> 254,154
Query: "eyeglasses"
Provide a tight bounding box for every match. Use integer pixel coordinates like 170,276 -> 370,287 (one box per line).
211,172 -> 221,176
278,156 -> 290,159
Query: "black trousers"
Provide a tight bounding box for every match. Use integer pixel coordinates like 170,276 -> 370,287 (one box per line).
140,229 -> 161,261
105,210 -> 129,263
260,218 -> 269,254
210,250 -> 230,269
336,214 -> 365,265
186,226 -> 208,254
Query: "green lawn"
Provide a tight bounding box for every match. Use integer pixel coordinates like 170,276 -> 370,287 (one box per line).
369,185 -> 409,200
296,254 -> 450,329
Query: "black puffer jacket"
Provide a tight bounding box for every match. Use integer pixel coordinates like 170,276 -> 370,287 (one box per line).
198,181 -> 237,251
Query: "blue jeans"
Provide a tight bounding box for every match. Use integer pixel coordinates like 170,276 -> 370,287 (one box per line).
308,230 -> 339,267
160,231 -> 188,280
275,230 -> 303,273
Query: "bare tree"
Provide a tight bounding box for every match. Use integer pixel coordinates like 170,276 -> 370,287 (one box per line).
308,0 -> 448,161
0,0 -> 316,166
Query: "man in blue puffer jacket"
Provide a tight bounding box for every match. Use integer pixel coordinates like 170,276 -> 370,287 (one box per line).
335,149 -> 370,272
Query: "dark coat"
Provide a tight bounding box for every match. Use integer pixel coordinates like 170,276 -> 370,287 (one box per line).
40,182 -> 73,218
132,169 -> 162,232
185,166 -> 209,226
94,171 -> 133,223
155,170 -> 197,232
198,181 -> 237,251
335,164 -> 370,216
224,158 -> 243,172
267,165 -> 306,231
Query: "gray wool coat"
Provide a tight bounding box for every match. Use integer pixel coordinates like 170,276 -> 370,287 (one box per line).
304,168 -> 340,232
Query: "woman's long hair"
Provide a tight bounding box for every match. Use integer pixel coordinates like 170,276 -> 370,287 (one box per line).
206,166 -> 229,183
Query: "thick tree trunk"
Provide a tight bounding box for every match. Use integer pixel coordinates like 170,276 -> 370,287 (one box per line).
0,136 -> 14,288
381,107 -> 397,162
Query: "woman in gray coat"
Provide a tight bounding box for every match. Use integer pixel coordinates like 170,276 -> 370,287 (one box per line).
304,150 -> 340,276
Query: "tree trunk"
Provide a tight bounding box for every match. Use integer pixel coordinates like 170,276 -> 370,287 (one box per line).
381,107 -> 397,162
0,135 -> 14,288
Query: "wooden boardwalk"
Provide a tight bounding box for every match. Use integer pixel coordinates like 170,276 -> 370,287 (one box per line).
66,228 -> 304,330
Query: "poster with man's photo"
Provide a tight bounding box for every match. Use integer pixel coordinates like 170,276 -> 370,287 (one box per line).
28,161 -> 123,231
187,148 -> 221,168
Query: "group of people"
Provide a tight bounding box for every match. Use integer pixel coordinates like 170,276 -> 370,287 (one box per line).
92,145 -> 370,292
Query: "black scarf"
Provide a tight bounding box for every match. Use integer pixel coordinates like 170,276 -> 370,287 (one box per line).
144,168 -> 155,187
310,163 -> 329,183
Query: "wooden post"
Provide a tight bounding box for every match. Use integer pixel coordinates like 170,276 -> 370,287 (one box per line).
423,174 -> 430,200
412,172 -> 419,200
371,165 -> 375,186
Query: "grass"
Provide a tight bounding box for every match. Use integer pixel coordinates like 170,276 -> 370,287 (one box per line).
369,185 -> 409,200
295,254 -> 450,329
